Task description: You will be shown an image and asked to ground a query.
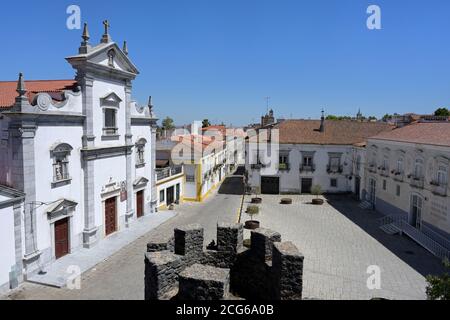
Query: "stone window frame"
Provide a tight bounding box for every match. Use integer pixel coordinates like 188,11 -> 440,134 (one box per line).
436,164 -> 448,186
51,143 -> 73,188
327,152 -> 343,173
101,92 -> 122,140
413,158 -> 425,180
330,178 -> 338,188
278,151 -> 290,171
396,158 -> 404,174
135,138 -> 147,168
103,107 -> 118,137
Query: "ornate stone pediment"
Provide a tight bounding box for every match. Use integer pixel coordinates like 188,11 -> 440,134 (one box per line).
101,92 -> 122,106
66,42 -> 139,79
134,176 -> 149,188
46,199 -> 78,221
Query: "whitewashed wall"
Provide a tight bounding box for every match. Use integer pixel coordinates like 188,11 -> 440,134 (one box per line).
367,138 -> 450,236
0,205 -> 16,292
33,125 -> 84,260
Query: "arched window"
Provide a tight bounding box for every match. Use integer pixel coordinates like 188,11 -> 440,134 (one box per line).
414,159 -> 424,179
396,158 -> 404,174
135,138 -> 147,167
437,165 -> 448,186
51,143 -> 73,184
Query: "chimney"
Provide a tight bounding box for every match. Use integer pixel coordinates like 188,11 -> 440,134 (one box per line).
319,109 -> 325,132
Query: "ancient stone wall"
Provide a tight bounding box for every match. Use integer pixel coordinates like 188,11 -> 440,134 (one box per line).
144,222 -> 304,300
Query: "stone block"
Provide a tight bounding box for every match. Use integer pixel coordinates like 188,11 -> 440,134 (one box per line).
145,251 -> 183,300
174,224 -> 204,256
251,228 -> 281,262
178,264 -> 230,300
217,222 -> 244,254
272,242 -> 304,300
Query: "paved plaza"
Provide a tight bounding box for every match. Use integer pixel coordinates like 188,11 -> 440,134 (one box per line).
1,175 -> 243,300
241,194 -> 446,300
2,174 -> 446,300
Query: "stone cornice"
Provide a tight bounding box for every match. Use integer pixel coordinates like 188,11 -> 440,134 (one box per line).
81,144 -> 133,161
3,112 -> 85,124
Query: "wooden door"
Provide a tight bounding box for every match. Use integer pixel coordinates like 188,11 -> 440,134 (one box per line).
301,178 -> 313,194
55,218 -> 69,259
105,197 -> 117,236
261,177 -> 280,194
167,186 -> 175,205
136,191 -> 144,218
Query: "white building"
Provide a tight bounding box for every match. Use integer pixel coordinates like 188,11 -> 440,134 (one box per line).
246,116 -> 393,195
366,122 -> 450,255
0,186 -> 25,293
0,23 -> 158,284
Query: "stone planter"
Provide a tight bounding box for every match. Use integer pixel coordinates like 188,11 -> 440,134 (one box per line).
251,197 -> 262,204
312,198 -> 324,205
280,198 -> 293,205
245,220 -> 260,230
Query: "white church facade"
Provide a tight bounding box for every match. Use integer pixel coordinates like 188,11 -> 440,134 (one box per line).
0,22 -> 158,290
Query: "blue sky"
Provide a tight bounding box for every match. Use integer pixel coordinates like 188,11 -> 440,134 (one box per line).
1,0 -> 449,126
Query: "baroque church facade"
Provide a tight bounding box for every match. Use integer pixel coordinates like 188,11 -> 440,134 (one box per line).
0,22 -> 158,282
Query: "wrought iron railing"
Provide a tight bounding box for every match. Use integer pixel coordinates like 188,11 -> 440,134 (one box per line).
379,214 -> 450,261
300,164 -> 316,173
156,166 -> 183,181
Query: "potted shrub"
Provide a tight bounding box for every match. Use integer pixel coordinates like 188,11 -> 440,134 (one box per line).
251,186 -> 262,204
245,205 -> 260,230
311,185 -> 324,205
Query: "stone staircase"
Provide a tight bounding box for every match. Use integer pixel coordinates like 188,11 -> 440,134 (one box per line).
359,200 -> 373,210
380,223 -> 401,235
379,214 -> 450,261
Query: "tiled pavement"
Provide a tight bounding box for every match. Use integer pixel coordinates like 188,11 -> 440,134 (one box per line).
241,194 -> 446,300
1,175 -> 243,300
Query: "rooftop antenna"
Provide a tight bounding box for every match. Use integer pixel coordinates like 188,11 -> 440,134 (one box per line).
265,96 -> 271,114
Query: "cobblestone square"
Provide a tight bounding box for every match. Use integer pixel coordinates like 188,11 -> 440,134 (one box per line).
241,194 -> 446,300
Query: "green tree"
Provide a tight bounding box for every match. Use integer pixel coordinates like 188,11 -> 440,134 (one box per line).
426,259 -> 450,300
434,108 -> 450,117
202,119 -> 211,128
161,117 -> 175,130
326,115 -> 338,120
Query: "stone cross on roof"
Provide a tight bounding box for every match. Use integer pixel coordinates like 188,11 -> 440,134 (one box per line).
101,20 -> 112,44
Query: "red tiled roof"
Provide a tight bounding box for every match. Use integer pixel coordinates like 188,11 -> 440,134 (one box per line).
172,134 -> 225,153
0,79 -> 78,108
370,122 -> 450,147
275,120 -> 394,145
202,125 -> 227,135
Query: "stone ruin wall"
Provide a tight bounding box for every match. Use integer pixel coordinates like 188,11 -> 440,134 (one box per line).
144,222 -> 304,300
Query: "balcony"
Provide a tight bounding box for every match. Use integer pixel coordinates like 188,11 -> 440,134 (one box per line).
391,170 -> 404,182
368,164 -> 377,173
379,167 -> 389,177
156,166 -> 183,182
327,165 -> 343,174
278,163 -> 290,171
300,164 -> 316,173
409,176 -> 424,189
431,181 -> 448,197
102,127 -> 119,136
251,164 -> 263,170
